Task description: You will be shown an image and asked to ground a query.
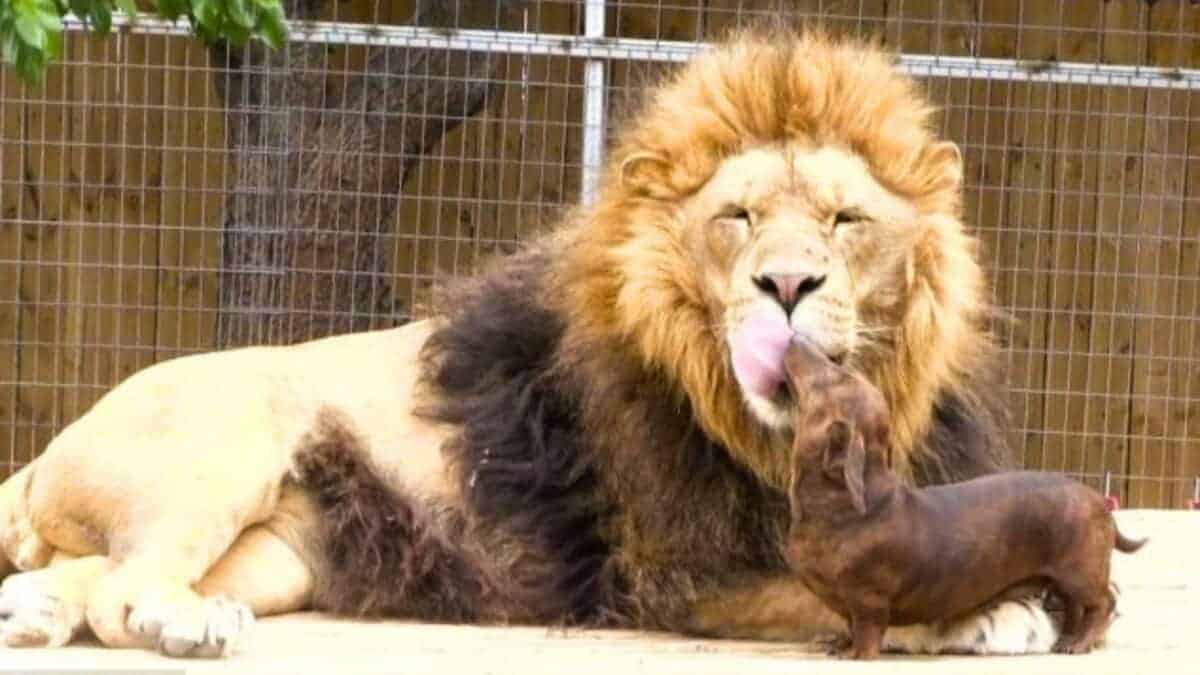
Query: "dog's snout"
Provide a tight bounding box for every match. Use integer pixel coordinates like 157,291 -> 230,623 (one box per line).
753,272 -> 826,315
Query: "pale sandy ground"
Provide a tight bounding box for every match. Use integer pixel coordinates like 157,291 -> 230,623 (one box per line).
3,510 -> 1195,674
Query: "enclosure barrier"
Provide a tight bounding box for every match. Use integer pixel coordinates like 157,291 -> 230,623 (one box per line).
2,2 -> 1198,509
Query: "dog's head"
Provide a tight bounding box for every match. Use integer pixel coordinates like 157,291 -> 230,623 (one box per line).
784,336 -> 891,524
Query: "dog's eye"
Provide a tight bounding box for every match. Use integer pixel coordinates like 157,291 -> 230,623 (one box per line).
833,209 -> 865,227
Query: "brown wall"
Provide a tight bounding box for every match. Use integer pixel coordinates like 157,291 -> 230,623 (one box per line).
1,1 -> 1198,507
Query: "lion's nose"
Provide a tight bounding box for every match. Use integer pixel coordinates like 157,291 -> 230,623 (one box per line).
753,272 -> 826,315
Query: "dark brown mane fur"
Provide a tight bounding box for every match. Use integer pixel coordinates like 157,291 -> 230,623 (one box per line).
414,248 -> 628,625
294,410 -> 492,622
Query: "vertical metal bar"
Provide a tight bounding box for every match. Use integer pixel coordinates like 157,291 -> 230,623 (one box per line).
581,0 -> 607,204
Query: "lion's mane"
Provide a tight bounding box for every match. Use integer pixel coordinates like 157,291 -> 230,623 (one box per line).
308,27 -> 1009,631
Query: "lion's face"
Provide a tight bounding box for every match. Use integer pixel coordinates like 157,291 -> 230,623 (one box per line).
679,144 -> 920,429
565,31 -> 991,481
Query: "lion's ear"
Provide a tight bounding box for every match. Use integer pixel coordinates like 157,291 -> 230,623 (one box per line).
929,141 -> 963,191
618,151 -> 675,199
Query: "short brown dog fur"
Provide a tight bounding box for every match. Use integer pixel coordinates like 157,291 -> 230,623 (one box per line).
782,336 -> 1147,660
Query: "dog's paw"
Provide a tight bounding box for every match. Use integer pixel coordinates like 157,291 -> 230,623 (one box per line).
1054,637 -> 1095,655
815,632 -> 852,656
0,570 -> 85,647
127,594 -> 254,658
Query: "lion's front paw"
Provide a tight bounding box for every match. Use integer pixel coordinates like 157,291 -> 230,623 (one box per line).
881,598 -> 1058,655
0,570 -> 85,647
127,594 -> 254,658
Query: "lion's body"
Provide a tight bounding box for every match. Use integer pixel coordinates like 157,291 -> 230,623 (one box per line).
0,29 -> 1058,657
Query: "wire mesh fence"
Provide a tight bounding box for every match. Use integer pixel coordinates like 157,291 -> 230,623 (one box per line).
1,1 -> 1198,508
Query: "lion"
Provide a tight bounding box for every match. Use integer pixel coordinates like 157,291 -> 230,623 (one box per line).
0,28 -> 1060,657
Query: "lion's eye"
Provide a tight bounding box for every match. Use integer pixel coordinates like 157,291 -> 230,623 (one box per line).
833,209 -> 865,227
718,206 -> 751,222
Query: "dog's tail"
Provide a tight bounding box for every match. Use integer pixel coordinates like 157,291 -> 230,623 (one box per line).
1113,526 -> 1147,554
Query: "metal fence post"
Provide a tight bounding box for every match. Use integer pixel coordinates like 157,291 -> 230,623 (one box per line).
581,0 -> 607,205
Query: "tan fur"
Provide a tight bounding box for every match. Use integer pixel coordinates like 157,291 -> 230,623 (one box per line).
686,577 -> 847,643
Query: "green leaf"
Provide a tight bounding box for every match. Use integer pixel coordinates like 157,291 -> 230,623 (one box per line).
68,0 -> 90,20
227,0 -> 253,29
3,0 -> 292,83
257,3 -> 286,49
1,33 -> 19,64
222,19 -> 249,45
43,24 -> 62,58
15,14 -> 47,50
17,49 -> 44,84
36,9 -> 63,30
36,5 -> 64,31
155,0 -> 186,21
192,0 -> 216,25
194,20 -> 219,44
196,1 -> 225,40
90,2 -> 111,33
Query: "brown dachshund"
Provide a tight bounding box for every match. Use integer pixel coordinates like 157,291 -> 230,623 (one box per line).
782,335 -> 1146,660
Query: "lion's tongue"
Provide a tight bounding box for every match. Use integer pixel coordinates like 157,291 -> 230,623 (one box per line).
731,309 -> 793,400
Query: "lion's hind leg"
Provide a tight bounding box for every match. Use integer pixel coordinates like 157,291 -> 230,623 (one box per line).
0,463 -> 55,577
0,464 -> 99,649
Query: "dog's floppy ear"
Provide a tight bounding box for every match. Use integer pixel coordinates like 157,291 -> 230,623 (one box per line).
843,431 -> 867,514
789,460 -> 804,523
823,423 -> 868,514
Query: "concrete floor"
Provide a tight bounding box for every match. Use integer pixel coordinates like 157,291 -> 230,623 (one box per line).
2,510 -> 1195,674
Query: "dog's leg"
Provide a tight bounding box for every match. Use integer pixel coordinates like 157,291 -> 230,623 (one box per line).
843,610 -> 887,660
1059,603 -> 1112,655
1050,571 -> 1114,654
0,554 -> 112,647
1056,595 -> 1083,649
